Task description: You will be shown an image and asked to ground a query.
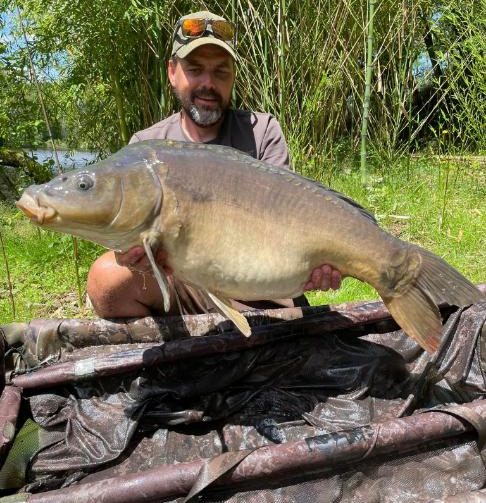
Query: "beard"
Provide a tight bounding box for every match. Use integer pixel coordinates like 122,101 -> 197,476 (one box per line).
174,86 -> 229,127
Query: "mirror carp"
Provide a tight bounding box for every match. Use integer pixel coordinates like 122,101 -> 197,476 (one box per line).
16,140 -> 484,352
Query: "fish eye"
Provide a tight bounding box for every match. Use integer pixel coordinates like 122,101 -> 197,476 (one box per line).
76,175 -> 94,191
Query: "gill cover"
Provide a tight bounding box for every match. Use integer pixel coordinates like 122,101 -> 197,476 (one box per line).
106,156 -> 165,234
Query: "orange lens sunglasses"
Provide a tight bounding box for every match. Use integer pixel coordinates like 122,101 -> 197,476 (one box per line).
177,18 -> 236,42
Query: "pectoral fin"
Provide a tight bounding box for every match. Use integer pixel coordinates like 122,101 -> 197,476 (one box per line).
142,236 -> 171,313
206,292 -> 252,337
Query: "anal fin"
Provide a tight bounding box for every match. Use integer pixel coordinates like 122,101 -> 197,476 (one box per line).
206,292 -> 252,337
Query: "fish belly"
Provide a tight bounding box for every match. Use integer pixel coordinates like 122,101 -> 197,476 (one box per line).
163,195 -> 387,300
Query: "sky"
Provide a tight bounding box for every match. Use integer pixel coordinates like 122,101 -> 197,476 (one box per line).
1,8 -> 63,80
1,9 -> 20,49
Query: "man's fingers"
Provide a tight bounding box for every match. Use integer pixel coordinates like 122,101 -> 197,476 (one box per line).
304,265 -> 342,292
319,265 -> 332,291
115,246 -> 146,267
330,269 -> 342,290
311,267 -> 322,287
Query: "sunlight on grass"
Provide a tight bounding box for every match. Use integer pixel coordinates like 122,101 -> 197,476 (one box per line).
306,278 -> 379,307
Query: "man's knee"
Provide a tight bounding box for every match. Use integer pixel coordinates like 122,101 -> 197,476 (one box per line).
87,252 -> 162,318
87,252 -> 119,299
86,251 -> 151,318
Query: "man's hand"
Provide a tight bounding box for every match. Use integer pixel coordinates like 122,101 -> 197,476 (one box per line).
303,264 -> 342,292
115,246 -> 146,268
115,246 -> 170,273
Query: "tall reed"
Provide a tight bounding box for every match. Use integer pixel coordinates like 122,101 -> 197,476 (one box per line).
16,0 -> 484,162
0,228 -> 16,318
360,0 -> 376,181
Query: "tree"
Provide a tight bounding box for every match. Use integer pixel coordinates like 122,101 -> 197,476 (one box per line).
2,0 -> 483,158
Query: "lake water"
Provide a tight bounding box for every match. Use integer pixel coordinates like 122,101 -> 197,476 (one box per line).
25,149 -> 99,171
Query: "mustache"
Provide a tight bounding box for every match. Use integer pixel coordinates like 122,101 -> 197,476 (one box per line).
192,87 -> 223,103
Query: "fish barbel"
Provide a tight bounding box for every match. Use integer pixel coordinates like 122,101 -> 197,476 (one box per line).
16,140 -> 483,352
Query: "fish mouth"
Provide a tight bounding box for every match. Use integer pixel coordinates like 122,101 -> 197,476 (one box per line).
16,195 -> 57,225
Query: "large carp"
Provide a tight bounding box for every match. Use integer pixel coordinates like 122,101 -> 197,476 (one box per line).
16,139 -> 483,352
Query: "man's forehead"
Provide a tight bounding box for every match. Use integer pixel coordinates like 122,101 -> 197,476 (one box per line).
183,45 -> 234,65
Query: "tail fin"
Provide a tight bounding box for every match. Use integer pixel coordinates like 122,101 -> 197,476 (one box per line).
382,247 -> 484,353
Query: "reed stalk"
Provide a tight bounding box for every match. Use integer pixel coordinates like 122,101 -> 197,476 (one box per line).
360,0 -> 376,181
0,229 -> 16,318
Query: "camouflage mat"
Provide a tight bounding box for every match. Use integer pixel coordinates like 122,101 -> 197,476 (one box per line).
0,289 -> 486,502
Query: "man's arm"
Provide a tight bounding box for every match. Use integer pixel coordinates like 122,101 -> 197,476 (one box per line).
258,115 -> 291,169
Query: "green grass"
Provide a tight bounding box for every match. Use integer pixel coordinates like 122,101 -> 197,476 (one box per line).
0,156 -> 485,323
0,205 -> 102,323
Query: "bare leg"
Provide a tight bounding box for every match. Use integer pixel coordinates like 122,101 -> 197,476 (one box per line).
87,251 -> 172,318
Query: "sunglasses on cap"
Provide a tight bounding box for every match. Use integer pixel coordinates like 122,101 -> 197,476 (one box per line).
175,18 -> 236,43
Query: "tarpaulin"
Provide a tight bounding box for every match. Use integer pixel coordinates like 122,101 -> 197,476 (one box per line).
0,291 -> 485,502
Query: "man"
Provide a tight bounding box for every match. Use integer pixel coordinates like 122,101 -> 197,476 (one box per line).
87,10 -> 342,318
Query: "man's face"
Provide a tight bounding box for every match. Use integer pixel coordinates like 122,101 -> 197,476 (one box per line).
168,45 -> 235,128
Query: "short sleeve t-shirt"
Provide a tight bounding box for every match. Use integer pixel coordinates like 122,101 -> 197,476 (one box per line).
129,109 -> 291,169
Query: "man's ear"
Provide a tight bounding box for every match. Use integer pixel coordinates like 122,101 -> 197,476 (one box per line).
167,58 -> 177,87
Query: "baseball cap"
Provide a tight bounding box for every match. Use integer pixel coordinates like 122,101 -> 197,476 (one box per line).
171,11 -> 236,59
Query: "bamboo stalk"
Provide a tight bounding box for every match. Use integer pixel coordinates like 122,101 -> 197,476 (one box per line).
0,228 -> 16,319
109,64 -> 130,145
277,0 -> 287,127
71,234 -> 83,309
360,0 -> 376,182
439,162 -> 451,231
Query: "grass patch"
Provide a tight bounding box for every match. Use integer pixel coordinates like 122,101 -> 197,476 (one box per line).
0,203 -> 102,322
0,156 -> 484,323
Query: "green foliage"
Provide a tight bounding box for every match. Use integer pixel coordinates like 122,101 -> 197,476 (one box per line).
0,202 -> 102,322
0,55 -> 47,147
8,0 -> 183,150
1,0 -> 484,156
430,2 -> 486,152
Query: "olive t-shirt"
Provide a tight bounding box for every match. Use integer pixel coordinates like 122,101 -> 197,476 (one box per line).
129,109 -> 291,170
